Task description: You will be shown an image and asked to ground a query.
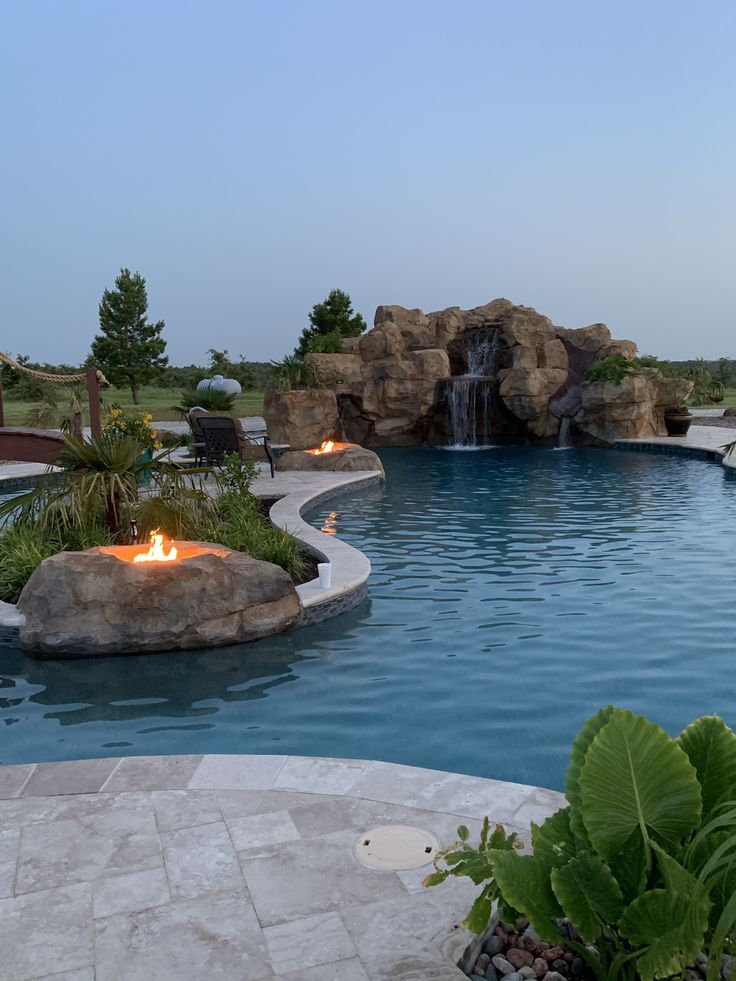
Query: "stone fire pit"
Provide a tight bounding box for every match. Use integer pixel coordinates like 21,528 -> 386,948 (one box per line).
277,441 -> 385,478
18,541 -> 302,658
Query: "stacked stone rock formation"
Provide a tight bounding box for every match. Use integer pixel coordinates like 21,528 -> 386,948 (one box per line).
288,298 -> 693,447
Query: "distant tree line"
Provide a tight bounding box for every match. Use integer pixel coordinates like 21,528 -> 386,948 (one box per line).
0,350 -> 274,401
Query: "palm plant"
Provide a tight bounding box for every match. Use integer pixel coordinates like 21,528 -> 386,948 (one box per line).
0,434 -> 192,540
269,355 -> 321,390
173,388 -> 236,415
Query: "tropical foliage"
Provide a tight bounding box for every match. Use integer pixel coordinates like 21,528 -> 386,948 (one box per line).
269,355 -> 321,391
173,387 -> 237,415
425,707 -> 736,981
0,437 -> 307,602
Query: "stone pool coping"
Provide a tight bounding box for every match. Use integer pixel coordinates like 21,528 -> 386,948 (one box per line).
0,753 -> 564,980
614,423 -> 736,469
252,469 -> 382,625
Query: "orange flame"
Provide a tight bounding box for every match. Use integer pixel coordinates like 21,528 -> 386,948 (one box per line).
311,440 -> 335,455
133,530 -> 178,563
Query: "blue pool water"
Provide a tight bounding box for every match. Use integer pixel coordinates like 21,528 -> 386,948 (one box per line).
1,446 -> 734,790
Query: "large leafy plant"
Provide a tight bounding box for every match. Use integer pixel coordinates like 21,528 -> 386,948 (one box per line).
426,707 -> 736,981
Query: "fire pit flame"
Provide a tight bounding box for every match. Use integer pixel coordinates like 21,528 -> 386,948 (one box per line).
133,530 -> 178,563
310,440 -> 336,455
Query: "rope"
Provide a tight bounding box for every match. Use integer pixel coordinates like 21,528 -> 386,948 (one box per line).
0,352 -> 108,387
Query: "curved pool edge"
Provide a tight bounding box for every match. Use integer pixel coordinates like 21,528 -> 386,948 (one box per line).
0,469 -> 382,637
0,754 -> 564,979
614,423 -> 736,468
261,469 -> 382,626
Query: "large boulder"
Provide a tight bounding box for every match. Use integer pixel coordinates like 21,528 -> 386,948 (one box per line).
18,544 -> 302,658
305,353 -> 363,392
576,371 -> 693,443
277,443 -> 385,478
263,389 -> 340,450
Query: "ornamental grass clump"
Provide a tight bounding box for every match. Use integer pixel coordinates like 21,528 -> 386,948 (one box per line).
426,707 -> 736,981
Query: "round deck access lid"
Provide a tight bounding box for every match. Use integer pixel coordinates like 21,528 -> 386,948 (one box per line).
353,825 -> 441,871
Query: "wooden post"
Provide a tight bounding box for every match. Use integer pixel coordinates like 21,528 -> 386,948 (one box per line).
86,367 -> 102,438
0,371 -> 4,428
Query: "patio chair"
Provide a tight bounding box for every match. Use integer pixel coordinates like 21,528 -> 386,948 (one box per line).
185,407 -> 209,466
197,414 -> 276,478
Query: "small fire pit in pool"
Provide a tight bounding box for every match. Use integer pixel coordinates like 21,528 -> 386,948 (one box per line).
17,533 -> 302,659
278,440 -> 385,477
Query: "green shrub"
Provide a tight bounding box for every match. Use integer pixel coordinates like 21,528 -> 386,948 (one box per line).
584,356 -> 642,385
208,490 -> 306,580
173,388 -> 236,415
306,330 -> 343,354
0,524 -> 60,603
0,519 -> 114,603
426,706 -> 736,981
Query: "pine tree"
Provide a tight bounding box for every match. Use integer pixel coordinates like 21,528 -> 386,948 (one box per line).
295,288 -> 367,356
91,268 -> 168,403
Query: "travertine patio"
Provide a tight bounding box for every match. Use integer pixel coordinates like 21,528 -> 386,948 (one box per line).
0,754 -> 563,981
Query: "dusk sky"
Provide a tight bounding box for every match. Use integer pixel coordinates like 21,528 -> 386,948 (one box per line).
2,0 -> 734,366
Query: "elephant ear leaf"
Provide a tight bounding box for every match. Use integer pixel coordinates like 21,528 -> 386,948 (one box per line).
619,888 -> 711,981
609,837 -> 647,904
531,807 -> 577,871
566,705 -> 616,845
652,842 -> 698,894
580,708 -> 701,860
678,716 -> 736,822
461,882 -> 496,934
489,851 -> 563,943
550,852 -> 625,943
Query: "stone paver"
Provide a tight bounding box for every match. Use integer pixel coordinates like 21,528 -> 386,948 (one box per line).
161,820 -> 243,900
0,882 -> 94,980
263,910 -> 357,974
0,755 -> 564,979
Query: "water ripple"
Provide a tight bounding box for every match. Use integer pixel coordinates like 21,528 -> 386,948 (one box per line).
1,446 -> 734,790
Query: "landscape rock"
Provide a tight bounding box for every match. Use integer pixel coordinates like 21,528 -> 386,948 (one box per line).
483,936 -> 504,957
506,949 -> 534,968
492,955 -> 515,975
18,544 -> 302,657
577,371 -> 693,443
276,443 -> 385,478
263,389 -> 340,450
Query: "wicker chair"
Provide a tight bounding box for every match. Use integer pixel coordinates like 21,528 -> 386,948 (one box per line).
197,415 -> 275,478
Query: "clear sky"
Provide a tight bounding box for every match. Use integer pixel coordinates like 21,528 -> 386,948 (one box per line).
2,0 -> 734,366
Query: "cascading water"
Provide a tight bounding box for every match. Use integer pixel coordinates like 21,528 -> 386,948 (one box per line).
558,416 -> 573,449
444,327 -> 502,448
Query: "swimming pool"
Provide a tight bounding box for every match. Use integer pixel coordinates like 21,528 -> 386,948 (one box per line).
1,447 -> 734,790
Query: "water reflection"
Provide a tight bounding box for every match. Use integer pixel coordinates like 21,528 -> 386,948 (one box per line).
1,446 -> 734,791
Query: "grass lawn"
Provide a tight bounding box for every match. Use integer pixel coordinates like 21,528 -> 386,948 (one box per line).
1,386 -> 266,427
691,387 -> 736,410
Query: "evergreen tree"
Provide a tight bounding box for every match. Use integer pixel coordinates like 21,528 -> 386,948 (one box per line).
296,288 -> 367,356
91,268 -> 168,403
